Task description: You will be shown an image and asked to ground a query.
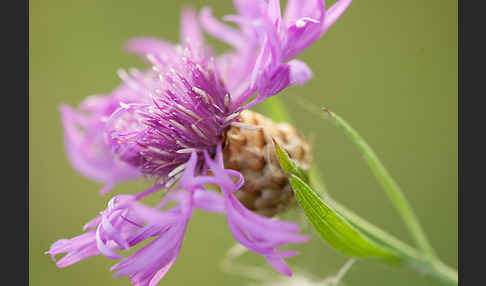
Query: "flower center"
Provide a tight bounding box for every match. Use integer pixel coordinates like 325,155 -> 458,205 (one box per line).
106,46 -> 234,180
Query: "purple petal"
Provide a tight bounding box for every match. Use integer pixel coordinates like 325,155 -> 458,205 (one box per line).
180,7 -> 204,47
96,224 -> 124,260
267,0 -> 283,23
127,224 -> 168,246
109,190 -> 194,283
101,211 -> 130,250
46,191 -> 194,274
59,102 -> 141,194
193,189 -> 225,213
46,232 -> 99,268
232,0 -> 265,18
284,20 -> 323,59
145,258 -> 176,286
322,0 -> 352,34
288,59 -> 313,85
200,7 -> 246,49
125,37 -> 175,58
83,215 -> 102,231
199,145 -> 309,275
284,0 -> 325,26
264,253 -> 293,276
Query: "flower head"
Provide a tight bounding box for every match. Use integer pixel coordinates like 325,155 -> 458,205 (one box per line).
49,1 -> 351,285
105,44 -> 231,179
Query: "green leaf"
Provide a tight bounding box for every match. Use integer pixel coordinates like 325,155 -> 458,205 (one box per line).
289,175 -> 398,260
275,141 -> 399,260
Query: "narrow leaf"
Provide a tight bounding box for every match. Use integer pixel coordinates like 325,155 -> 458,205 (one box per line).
275,140 -> 398,260
322,108 -> 436,258
289,175 -> 399,260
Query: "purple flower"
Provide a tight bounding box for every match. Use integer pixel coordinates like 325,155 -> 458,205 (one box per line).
105,44 -> 231,179
47,189 -> 194,286
49,1 -> 351,284
201,0 -> 352,108
60,94 -> 141,194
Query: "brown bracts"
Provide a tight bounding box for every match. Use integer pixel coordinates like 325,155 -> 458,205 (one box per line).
223,110 -> 312,217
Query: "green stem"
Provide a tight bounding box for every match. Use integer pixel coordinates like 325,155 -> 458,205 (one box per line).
322,108 -> 436,258
261,96 -> 293,123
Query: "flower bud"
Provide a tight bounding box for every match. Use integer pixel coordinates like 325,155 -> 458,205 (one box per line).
223,110 -> 312,217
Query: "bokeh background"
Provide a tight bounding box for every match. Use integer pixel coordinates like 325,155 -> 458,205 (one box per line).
29,0 -> 457,285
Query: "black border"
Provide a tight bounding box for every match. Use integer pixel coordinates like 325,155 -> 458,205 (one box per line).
459,0 -> 484,284
5,0 -> 28,284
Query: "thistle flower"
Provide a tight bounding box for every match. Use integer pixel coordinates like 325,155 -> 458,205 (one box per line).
48,1 -> 352,285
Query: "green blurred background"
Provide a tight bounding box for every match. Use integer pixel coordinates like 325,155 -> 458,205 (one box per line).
29,0 -> 457,285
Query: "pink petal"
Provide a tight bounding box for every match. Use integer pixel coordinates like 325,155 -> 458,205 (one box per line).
125,37 -> 175,58
200,7 -> 246,49
180,7 -> 204,47
288,59 -> 313,85
322,0 -> 352,34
